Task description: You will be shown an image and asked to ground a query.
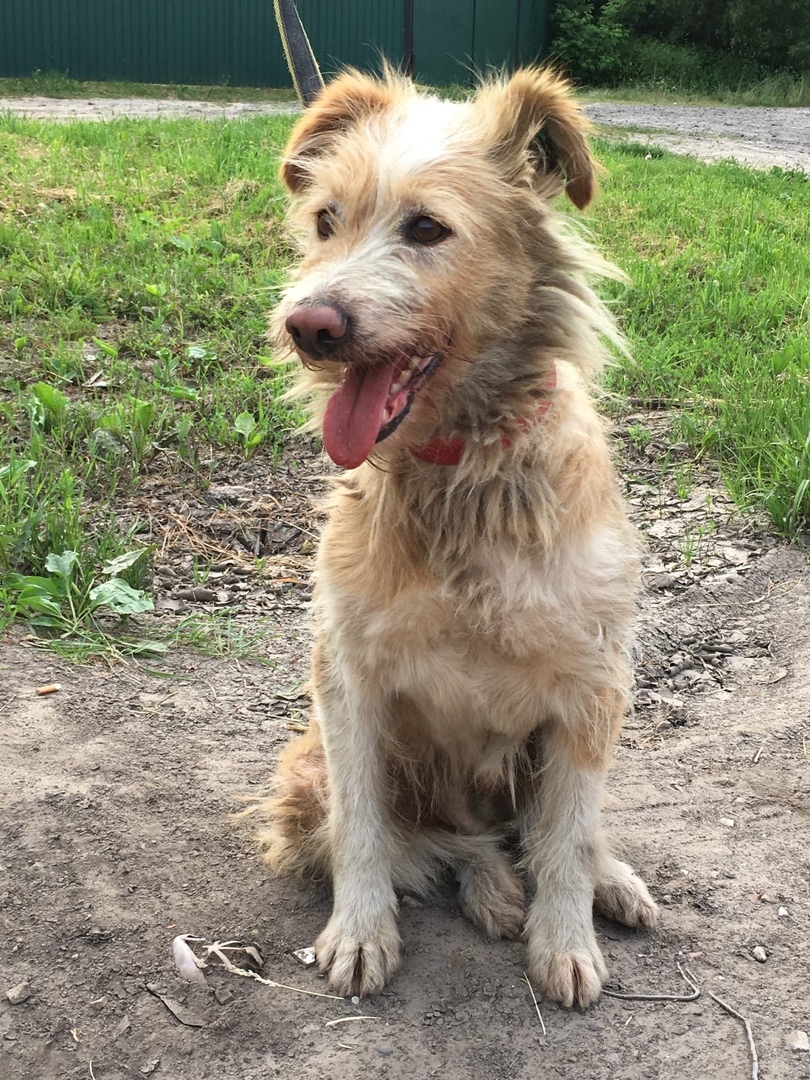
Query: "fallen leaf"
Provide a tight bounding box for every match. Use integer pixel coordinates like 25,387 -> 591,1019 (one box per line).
145,984 -> 206,1028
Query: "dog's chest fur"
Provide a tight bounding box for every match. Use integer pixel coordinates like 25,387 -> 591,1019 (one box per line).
316,488 -> 637,765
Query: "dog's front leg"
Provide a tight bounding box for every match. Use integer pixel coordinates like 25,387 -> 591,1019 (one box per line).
521,707 -> 616,1008
313,641 -> 400,997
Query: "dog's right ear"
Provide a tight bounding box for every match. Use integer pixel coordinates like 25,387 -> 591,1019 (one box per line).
281,71 -> 395,193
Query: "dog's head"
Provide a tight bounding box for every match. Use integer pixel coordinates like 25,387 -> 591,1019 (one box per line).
274,67 -> 600,469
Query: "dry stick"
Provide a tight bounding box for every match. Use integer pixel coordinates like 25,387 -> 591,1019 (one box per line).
602,962 -> 700,1002
709,991 -> 759,1080
219,961 -> 342,1001
523,972 -> 547,1035
325,1015 -> 378,1027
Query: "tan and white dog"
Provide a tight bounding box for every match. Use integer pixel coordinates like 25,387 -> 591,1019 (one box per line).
255,66 -> 658,1006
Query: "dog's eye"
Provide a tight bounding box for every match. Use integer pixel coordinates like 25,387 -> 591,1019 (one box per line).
408,216 -> 450,246
316,210 -> 335,240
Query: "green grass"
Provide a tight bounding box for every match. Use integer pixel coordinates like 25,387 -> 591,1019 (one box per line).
594,140 -> 810,537
0,70 -> 297,103
0,115 -> 807,648
2,68 -> 807,109
0,114 -> 301,641
575,75 -> 810,107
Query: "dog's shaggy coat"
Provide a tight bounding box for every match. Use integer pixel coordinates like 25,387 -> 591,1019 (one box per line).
254,66 -> 658,1006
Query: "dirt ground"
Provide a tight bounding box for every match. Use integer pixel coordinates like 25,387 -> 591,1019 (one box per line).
2,411 -> 810,1080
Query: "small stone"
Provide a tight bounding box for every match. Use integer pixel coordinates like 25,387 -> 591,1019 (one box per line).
89,996 -> 107,1011
113,1015 -> 132,1038
214,987 -> 235,1005
760,892 -> 775,903
790,1030 -> 810,1052
752,946 -> 767,963
5,982 -> 32,1004
351,995 -> 361,1005
719,817 -> 735,827
292,946 -> 316,966
778,906 -> 790,918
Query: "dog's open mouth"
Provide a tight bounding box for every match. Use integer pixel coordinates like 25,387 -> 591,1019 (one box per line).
322,352 -> 443,469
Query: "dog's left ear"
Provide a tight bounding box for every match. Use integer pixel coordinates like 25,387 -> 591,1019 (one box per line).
474,68 -> 596,209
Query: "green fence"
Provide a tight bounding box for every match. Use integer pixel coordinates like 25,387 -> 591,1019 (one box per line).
0,1 -> 551,89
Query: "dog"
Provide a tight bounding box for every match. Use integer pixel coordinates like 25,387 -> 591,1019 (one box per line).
254,65 -> 658,1007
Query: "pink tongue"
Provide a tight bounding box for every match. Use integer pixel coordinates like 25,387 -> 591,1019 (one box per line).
322,363 -> 400,469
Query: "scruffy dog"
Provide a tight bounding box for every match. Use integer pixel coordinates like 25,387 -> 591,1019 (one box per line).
256,66 -> 658,1006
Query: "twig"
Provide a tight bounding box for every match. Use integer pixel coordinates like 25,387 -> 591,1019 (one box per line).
709,992 -> 759,1080
0,694 -> 17,716
523,972 -> 547,1035
602,962 -> 700,1002
89,1061 -> 97,1080
325,1015 -> 377,1026
217,961 -> 342,1000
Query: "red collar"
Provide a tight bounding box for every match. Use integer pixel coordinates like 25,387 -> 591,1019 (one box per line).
410,364 -> 557,465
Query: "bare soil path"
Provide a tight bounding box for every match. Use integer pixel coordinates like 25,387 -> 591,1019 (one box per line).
2,418 -> 810,1080
585,103 -> 810,174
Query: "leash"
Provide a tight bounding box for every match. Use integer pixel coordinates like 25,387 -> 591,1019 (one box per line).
274,0 -> 325,105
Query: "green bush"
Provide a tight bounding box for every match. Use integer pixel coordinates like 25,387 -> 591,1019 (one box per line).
550,0 -> 810,88
550,0 -> 633,84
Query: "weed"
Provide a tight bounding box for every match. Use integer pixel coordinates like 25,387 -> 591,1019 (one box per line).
680,521 -> 716,568
6,546 -> 165,657
167,612 -> 277,662
674,464 -> 694,501
626,423 -> 652,450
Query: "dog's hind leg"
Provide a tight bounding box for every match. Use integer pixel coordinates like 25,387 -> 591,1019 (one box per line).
456,847 -> 525,939
594,850 -> 658,929
400,829 -> 525,940
253,720 -> 332,879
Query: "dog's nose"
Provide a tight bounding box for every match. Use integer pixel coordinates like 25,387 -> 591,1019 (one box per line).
285,302 -> 351,358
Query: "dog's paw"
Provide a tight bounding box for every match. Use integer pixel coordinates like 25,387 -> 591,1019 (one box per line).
315,912 -> 401,997
459,857 -> 525,940
594,857 -> 659,929
527,942 -> 608,1008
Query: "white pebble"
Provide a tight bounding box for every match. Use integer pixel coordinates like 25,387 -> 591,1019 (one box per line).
789,1030 -> 810,1052
752,946 -> 767,963
719,817 -> 735,827
778,906 -> 790,918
